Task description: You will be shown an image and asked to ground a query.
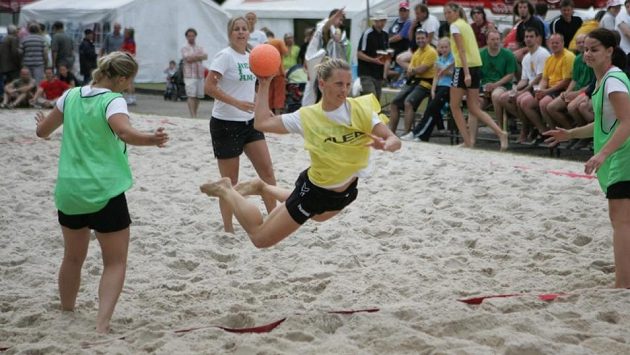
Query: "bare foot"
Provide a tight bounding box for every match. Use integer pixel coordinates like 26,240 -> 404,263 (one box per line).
234,178 -> 265,196
499,131 -> 509,152
96,323 -> 110,334
200,177 -> 232,197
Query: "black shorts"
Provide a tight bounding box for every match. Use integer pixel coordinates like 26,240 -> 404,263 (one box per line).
209,117 -> 265,159
607,181 -> 630,199
285,169 -> 359,225
452,67 -> 481,89
58,193 -> 131,233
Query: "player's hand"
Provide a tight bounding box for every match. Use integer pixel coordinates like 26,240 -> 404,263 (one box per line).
153,127 -> 169,148
464,73 -> 471,88
542,127 -> 569,147
585,152 -> 606,175
236,100 -> 255,113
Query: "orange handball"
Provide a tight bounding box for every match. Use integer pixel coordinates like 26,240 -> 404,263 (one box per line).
249,44 -> 281,77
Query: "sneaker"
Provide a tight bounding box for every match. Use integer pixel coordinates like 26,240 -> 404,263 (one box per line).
412,137 -> 422,142
400,132 -> 415,141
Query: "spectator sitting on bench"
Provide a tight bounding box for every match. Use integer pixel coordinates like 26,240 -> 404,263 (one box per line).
402,37 -> 454,141
30,67 -> 70,108
537,33 -> 575,133
499,27 -> 550,143
545,33 -> 594,148
1,67 -> 36,109
469,30 -> 517,143
389,30 -> 437,136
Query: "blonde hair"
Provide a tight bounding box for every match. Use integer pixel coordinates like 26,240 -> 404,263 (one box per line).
316,58 -> 350,81
92,51 -> 138,83
228,16 -> 248,37
446,2 -> 467,21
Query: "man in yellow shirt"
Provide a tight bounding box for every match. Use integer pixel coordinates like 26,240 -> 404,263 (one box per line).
518,33 -> 573,137
537,33 -> 574,131
389,30 -> 437,135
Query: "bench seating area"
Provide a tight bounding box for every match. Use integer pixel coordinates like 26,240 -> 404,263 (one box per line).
378,88 -> 591,159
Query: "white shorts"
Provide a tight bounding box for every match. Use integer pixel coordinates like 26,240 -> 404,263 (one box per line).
184,78 -> 205,99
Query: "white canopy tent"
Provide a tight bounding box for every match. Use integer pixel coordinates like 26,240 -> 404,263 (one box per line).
221,0 -> 393,65
20,0 -> 231,83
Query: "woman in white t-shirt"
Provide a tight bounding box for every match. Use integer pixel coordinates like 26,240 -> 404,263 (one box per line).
545,28 -> 630,288
205,17 -> 277,233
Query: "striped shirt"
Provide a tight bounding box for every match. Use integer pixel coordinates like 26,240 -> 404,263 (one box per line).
20,34 -> 47,67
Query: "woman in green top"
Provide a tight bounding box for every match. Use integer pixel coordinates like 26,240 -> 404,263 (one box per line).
545,28 -> 630,288
35,52 -> 169,332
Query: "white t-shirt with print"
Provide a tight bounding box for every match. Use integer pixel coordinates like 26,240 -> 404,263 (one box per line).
280,101 -> 383,183
521,46 -> 550,82
600,68 -> 629,132
56,86 -> 128,120
209,47 -> 256,121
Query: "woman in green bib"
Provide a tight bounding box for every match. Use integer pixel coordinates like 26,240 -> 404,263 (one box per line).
35,52 -> 169,332
201,59 -> 400,248
545,28 -> 630,288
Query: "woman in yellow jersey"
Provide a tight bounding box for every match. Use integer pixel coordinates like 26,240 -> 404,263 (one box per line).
200,59 -> 400,248
444,2 -> 508,150
35,52 -> 169,333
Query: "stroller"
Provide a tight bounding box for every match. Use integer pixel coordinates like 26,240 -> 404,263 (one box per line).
165,60 -> 187,101
284,64 -> 308,113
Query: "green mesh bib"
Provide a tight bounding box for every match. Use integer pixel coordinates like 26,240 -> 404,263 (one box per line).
55,88 -> 132,214
592,71 -> 630,193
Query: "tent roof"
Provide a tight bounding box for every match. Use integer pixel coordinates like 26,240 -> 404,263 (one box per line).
222,0 -> 386,19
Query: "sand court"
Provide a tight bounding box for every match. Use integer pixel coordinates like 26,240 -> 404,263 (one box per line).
1,109 -> 629,353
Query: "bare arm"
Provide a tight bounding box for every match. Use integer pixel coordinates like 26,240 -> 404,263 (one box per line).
618,22 -> 630,39
109,114 -> 169,147
543,123 -> 593,146
543,78 -> 570,95
368,122 -> 401,152
357,50 -> 381,65
35,108 -> 63,138
487,73 -> 514,91
31,87 -> 44,102
204,70 -> 254,113
253,77 -> 289,134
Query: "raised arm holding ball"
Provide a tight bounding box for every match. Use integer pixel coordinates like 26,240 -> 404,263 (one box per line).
200,58 -> 400,248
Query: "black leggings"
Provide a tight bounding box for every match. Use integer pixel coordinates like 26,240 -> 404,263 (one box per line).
412,85 -> 450,141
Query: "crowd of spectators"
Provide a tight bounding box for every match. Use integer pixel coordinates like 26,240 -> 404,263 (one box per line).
4,0 -> 630,150
0,20 -> 135,109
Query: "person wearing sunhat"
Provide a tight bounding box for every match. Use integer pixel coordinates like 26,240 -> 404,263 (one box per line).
600,0 -> 623,30
357,10 -> 390,100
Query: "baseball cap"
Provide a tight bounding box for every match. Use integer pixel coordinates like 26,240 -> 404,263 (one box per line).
370,10 -> 388,21
607,0 -> 623,6
399,2 -> 410,10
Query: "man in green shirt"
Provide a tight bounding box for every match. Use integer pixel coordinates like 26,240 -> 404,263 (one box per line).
545,33 -> 594,132
470,30 -> 517,138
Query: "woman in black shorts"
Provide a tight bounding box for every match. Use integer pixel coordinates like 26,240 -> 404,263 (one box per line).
205,16 -> 277,232
444,2 -> 508,150
200,59 -> 400,248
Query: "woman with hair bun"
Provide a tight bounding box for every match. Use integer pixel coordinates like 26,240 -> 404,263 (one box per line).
35,51 -> 169,333
545,28 -> 630,288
